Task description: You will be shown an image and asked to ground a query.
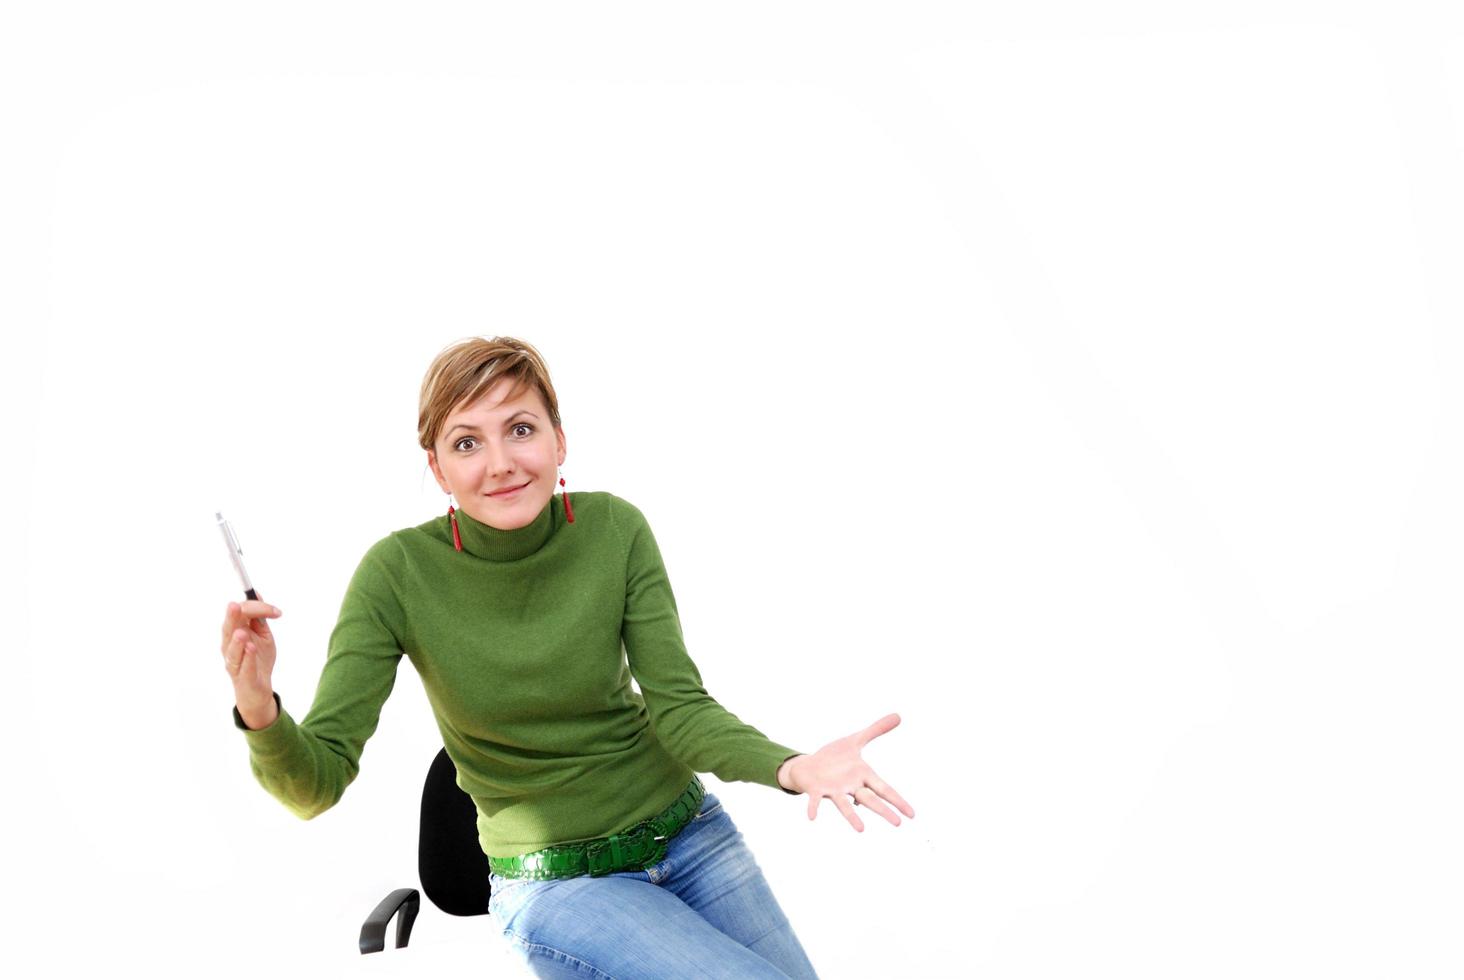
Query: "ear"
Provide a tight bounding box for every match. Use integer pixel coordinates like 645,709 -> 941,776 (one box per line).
426,449 -> 450,494
555,426 -> 568,467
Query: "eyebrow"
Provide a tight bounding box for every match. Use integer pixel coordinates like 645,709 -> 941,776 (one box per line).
447,411 -> 539,436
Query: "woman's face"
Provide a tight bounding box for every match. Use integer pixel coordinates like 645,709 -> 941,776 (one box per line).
427,376 -> 567,531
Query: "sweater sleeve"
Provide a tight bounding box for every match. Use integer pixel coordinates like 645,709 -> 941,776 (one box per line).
612,496 -> 804,794
232,537 -> 407,819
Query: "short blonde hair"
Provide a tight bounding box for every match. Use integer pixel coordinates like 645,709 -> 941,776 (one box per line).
418,336 -> 563,451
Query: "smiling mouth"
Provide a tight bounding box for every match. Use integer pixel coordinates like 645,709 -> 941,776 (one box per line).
488,481 -> 531,497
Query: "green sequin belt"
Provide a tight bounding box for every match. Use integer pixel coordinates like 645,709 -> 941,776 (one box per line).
488,775 -> 706,881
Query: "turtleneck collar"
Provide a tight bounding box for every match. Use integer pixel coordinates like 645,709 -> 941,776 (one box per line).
453,495 -> 561,561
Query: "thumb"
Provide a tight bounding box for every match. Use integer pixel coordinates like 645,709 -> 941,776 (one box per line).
855,712 -> 901,747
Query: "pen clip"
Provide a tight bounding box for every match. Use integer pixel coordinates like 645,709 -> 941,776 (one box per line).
217,511 -> 243,554
217,511 -> 254,594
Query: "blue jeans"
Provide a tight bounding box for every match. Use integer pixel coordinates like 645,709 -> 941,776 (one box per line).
487,791 -> 820,979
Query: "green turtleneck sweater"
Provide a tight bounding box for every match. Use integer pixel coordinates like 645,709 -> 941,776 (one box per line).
233,490 -> 803,858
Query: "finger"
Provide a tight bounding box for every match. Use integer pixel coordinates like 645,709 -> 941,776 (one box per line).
230,627 -> 264,663
831,792 -> 865,833
240,599 -> 283,622
852,787 -> 902,827
224,630 -> 247,676
221,602 -> 241,645
222,600 -> 280,644
855,712 -> 902,747
866,773 -> 915,818
244,608 -> 280,643
225,599 -> 281,629
807,795 -> 818,821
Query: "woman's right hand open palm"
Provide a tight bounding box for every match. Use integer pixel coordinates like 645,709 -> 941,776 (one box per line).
221,599 -> 283,726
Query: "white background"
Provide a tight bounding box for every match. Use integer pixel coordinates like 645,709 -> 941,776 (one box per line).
3,2 -> 1462,978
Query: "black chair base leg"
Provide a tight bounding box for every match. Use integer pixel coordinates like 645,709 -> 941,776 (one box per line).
360,887 -> 421,954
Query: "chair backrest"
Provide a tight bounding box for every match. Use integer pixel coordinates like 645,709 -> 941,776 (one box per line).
418,747 -> 492,916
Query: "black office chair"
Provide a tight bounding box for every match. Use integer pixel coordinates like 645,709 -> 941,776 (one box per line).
359,747 -> 491,954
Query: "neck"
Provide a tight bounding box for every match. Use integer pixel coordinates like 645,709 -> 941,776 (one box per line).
453,496 -> 560,560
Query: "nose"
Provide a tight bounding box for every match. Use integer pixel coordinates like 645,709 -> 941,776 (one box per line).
484,439 -> 515,479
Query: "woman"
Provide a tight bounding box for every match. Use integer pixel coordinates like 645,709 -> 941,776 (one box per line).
220,336 -> 914,978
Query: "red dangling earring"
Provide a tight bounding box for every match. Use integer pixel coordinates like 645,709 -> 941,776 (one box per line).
559,469 -> 575,523
448,501 -> 463,551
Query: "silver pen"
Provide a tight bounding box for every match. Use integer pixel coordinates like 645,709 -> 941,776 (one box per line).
217,511 -> 258,601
